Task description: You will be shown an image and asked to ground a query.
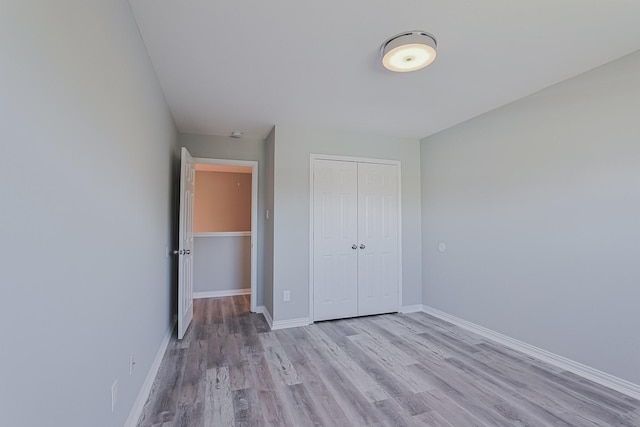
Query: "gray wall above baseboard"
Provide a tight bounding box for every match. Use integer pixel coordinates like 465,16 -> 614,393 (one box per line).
420,50 -> 640,386
1,2 -> 178,426
194,236 -> 251,293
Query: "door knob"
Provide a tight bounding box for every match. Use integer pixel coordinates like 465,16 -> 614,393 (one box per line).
173,250 -> 180,255
352,244 -> 357,250
360,244 -> 366,249
184,249 -> 191,255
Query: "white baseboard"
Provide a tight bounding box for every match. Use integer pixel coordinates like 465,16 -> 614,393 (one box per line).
256,305 -> 273,329
193,289 -> 251,299
420,305 -> 640,401
254,306 -> 309,330
401,304 -> 424,314
272,317 -> 311,330
125,320 -> 176,427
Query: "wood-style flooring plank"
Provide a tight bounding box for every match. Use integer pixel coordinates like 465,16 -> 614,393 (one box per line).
321,321 -> 433,396
177,339 -> 207,407
259,331 -> 303,386
405,390 -> 485,426
204,367 -> 235,426
275,327 -> 366,426
137,347 -> 187,426
306,324 -> 391,403
474,342 -> 639,426
346,325 -> 418,367
232,387 -> 262,427
412,409 -> 455,427
172,402 -> 204,427
137,296 -> 640,427
374,397 -> 424,427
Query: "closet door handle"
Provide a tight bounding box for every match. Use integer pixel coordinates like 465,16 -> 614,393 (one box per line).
359,244 -> 366,250
352,244 -> 358,250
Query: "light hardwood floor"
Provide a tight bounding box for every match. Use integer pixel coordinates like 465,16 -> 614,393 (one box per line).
137,296 -> 640,426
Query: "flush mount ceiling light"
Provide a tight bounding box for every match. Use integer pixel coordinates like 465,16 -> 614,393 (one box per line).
381,31 -> 437,72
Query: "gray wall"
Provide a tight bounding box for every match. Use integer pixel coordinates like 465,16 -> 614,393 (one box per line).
420,50 -> 640,385
194,236 -> 251,293
263,127 -> 276,317
180,133 -> 266,306
0,2 -> 178,426
272,126 -> 422,321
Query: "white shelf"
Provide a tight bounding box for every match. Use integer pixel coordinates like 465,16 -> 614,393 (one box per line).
194,231 -> 251,238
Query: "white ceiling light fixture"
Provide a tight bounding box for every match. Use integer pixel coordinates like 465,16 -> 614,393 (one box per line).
381,31 -> 437,73
230,131 -> 243,138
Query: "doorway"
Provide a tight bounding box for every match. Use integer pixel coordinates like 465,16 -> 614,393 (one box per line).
193,158 -> 258,313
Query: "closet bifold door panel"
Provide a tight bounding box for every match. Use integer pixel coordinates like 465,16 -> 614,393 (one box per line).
313,160 -> 359,321
312,158 -> 399,322
357,162 -> 399,316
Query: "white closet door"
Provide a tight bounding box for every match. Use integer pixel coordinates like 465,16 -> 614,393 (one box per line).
313,160 -> 359,321
357,162 -> 399,316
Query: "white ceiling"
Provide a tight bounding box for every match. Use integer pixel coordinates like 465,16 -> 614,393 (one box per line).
128,0 -> 640,140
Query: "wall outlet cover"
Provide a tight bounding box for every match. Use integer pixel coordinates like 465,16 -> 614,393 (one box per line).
111,380 -> 118,412
129,353 -> 135,375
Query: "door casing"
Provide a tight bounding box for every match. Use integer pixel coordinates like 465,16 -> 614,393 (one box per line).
194,157 -> 259,313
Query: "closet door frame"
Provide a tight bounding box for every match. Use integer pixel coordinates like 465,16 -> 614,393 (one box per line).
309,154 -> 402,322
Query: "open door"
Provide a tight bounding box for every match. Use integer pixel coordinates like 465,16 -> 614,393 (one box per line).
178,147 -> 195,339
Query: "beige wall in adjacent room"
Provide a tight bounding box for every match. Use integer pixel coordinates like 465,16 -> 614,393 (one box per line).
195,171 -> 252,232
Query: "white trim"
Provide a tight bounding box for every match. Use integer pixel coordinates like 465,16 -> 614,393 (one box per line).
308,156 -> 315,323
309,154 -> 403,322
194,231 -> 251,238
256,305 -> 274,329
420,305 -> 640,401
310,153 -> 402,165
193,289 -> 251,299
193,157 -> 258,313
271,317 -> 311,330
401,304 -> 424,314
396,163 -> 403,314
125,320 -> 176,427
255,306 -> 307,330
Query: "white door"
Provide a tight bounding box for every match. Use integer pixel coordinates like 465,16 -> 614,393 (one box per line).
178,147 -> 195,339
357,162 -> 399,316
312,159 -> 400,321
313,160 -> 359,321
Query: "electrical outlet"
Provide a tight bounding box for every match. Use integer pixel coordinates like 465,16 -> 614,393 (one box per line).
283,290 -> 290,302
129,353 -> 136,375
111,380 -> 118,412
